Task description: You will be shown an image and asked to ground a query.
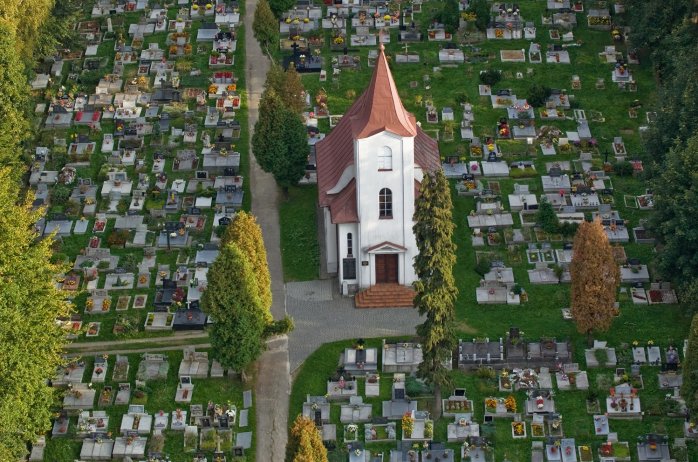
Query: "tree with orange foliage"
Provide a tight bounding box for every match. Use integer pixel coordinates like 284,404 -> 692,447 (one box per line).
570,219 -> 620,342
287,415 -> 328,462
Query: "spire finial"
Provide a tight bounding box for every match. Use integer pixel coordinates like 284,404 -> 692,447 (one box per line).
379,42 -> 385,52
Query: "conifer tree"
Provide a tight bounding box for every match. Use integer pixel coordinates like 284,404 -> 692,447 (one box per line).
413,169 -> 458,417
201,243 -> 266,375
288,415 -> 328,462
569,219 -> 620,340
221,211 -> 273,323
0,168 -> 72,460
252,85 -> 309,196
281,64 -> 306,115
252,88 -> 286,172
253,0 -> 279,52
274,108 -> 309,196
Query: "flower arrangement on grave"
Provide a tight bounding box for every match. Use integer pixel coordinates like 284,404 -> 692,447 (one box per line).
512,421 -> 525,436
647,339 -> 655,346
495,29 -> 504,38
504,395 -> 517,412
425,420 -> 433,438
485,397 -> 498,412
205,3 -> 213,9
402,413 -> 414,437
102,299 -> 111,311
192,4 -> 199,9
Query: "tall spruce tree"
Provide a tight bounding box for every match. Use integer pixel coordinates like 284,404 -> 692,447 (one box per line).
253,84 -> 309,196
221,211 -> 273,323
0,168 -> 72,460
273,108 -> 309,196
253,0 -> 279,52
569,219 -> 620,340
413,169 -> 458,417
200,243 -> 266,375
252,88 -> 286,172
281,64 -> 306,115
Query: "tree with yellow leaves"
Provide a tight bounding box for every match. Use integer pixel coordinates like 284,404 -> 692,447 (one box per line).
0,168 -> 72,460
221,211 -> 273,323
570,218 -> 620,342
287,415 -> 328,462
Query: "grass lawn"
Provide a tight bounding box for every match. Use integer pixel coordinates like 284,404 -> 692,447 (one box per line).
279,185 -> 320,281
44,350 -> 255,462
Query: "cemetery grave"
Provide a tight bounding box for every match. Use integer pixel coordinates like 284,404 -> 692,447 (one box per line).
291,331 -> 693,461
43,350 -> 253,461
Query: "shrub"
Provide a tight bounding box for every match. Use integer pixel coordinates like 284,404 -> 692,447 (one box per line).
106,229 -> 130,247
479,69 -> 502,86
263,315 -> 295,337
527,84 -> 552,108
474,257 -> 491,276
614,160 -> 634,176
51,184 -> 71,203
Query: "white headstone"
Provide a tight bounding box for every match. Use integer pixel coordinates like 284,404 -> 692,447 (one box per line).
107,18 -> 113,33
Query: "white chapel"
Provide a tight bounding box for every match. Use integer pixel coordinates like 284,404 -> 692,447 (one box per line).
316,45 -> 441,298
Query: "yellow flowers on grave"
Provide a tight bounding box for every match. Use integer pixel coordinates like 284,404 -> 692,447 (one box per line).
384,14 -> 392,21
303,18 -> 309,23
208,84 -> 217,94
462,12 -> 477,21
205,3 -> 213,9
334,36 -> 344,44
192,4 -> 199,9
504,395 -> 517,413
285,17 -> 291,24
632,340 -> 639,346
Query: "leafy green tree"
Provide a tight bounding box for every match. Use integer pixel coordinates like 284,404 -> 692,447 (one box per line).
34,0 -> 83,61
624,0 -> 692,51
0,20 -> 29,172
0,168 -> 72,460
467,0 -> 490,32
253,0 -> 279,52
649,135 -> 698,282
221,211 -> 273,323
569,219 -> 620,342
681,313 -> 698,416
536,198 -> 559,234
413,169 -> 458,417
287,415 -> 328,462
268,0 -> 295,18
0,0 -> 55,57
439,0 -> 460,34
201,243 -> 266,376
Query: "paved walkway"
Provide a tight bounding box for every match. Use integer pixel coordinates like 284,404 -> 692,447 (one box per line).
286,280 -> 423,372
242,2 -> 290,461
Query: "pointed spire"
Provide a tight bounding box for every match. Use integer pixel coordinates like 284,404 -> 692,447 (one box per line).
350,45 -> 417,139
